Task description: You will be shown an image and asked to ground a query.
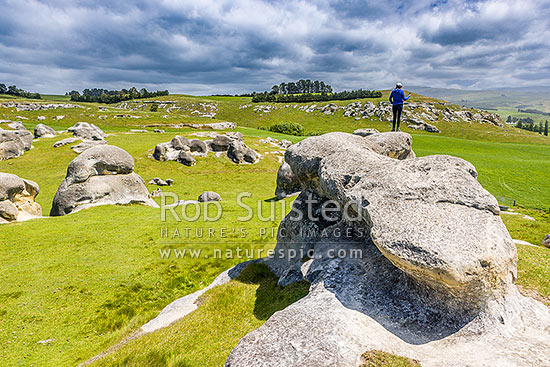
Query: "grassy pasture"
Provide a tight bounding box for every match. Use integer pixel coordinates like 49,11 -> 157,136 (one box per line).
0,95 -> 548,366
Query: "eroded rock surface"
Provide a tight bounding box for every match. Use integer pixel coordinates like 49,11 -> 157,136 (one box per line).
0,172 -> 41,223
226,131 -> 550,367
51,145 -> 157,215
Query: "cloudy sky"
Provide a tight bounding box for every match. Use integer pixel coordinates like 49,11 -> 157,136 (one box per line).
0,0 -> 549,94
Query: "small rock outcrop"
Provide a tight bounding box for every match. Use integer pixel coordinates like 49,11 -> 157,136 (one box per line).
152,133 -> 259,165
542,234 -> 550,248
50,145 -> 157,216
198,191 -> 221,202
148,178 -> 173,186
34,124 -> 57,138
53,138 -> 80,148
68,122 -> 106,140
0,172 -> 41,223
226,132 -> 550,367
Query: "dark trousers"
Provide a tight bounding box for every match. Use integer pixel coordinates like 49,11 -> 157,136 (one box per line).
392,104 -> 403,131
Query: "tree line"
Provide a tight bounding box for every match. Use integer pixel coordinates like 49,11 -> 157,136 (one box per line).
517,108 -> 550,116
67,87 -> 169,104
0,83 -> 41,99
507,115 -> 549,136
252,88 -> 382,103
271,80 -> 333,95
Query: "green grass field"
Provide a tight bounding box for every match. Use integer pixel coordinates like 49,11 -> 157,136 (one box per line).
0,94 -> 549,366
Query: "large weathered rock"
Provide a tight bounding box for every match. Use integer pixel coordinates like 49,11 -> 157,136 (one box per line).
0,122 -> 33,160
50,145 -> 157,216
68,122 -> 106,140
226,132 -> 550,367
0,172 -> 41,223
284,132 -> 415,192
0,130 -> 26,160
34,123 -> 56,138
13,129 -> 33,150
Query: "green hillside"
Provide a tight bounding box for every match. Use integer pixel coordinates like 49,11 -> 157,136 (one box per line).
0,94 -> 548,366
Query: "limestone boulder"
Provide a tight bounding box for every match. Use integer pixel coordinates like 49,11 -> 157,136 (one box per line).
177,151 -> 197,166
198,191 -> 222,202
50,145 -> 157,216
0,130 -> 26,160
227,140 -> 259,164
0,172 -> 41,223
68,122 -> 106,140
0,122 -> 33,160
34,124 -> 57,138
211,134 -> 233,151
189,139 -> 208,154
225,131 -> 550,367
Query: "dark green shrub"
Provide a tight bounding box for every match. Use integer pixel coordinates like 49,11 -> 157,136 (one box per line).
269,122 -> 305,136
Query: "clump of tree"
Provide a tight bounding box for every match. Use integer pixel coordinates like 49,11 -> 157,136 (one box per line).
0,83 -> 41,99
271,80 -> 333,95
67,87 -> 169,104
508,115 -> 549,135
267,122 -> 305,136
517,108 -> 550,116
251,79 -> 382,103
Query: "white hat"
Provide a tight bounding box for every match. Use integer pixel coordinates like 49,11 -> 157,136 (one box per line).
396,82 -> 403,88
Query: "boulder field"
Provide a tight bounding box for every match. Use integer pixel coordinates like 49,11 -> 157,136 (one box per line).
225,132 -> 550,367
153,132 -> 259,165
50,145 -> 157,216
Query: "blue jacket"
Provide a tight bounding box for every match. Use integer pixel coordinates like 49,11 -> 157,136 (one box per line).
389,89 -> 409,105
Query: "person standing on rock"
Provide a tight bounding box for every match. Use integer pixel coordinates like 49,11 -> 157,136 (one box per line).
389,82 -> 411,132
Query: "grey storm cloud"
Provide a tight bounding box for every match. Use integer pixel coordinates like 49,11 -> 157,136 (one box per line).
0,0 -> 548,94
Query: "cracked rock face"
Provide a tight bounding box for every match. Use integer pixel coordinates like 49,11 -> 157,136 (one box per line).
226,132 -> 550,367
50,145 -> 157,216
0,172 -> 41,223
